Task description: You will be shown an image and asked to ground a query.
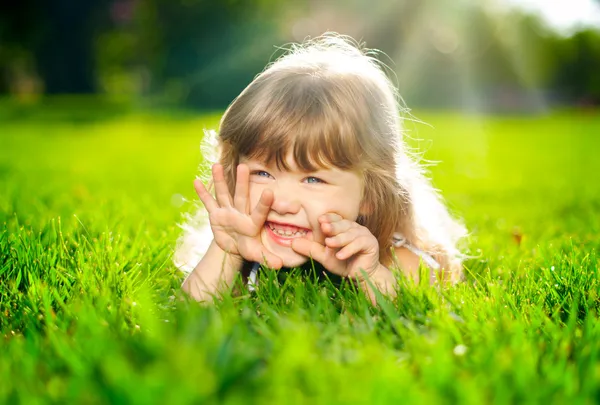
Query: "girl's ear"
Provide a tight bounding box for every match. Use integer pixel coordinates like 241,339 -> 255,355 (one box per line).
359,200 -> 373,216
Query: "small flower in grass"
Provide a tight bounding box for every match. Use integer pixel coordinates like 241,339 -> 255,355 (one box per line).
453,344 -> 468,356
449,312 -> 464,323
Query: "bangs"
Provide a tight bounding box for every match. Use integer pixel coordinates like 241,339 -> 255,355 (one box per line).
231,77 -> 367,172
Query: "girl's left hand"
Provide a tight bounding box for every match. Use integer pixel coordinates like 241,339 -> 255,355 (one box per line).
290,213 -> 381,280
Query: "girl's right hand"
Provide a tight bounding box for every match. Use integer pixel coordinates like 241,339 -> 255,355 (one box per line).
194,163 -> 283,269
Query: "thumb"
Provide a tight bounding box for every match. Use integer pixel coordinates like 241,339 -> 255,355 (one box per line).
258,249 -> 283,270
291,238 -> 327,263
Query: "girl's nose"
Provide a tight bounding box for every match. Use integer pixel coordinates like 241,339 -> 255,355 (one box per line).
270,189 -> 301,215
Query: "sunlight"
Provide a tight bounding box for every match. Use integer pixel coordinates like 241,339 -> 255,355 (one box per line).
502,0 -> 600,34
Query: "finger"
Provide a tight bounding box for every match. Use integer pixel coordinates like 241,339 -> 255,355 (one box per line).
321,218 -> 354,236
319,213 -> 343,224
245,244 -> 282,269
212,164 -> 233,208
325,225 -> 364,248
233,164 -> 250,213
291,238 -> 328,264
257,249 -> 283,270
335,236 -> 372,260
250,188 -> 274,227
194,178 -> 219,212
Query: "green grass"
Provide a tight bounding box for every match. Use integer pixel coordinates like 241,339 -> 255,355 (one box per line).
1,102 -> 599,404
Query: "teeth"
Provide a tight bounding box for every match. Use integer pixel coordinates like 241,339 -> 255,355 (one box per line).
268,223 -> 307,238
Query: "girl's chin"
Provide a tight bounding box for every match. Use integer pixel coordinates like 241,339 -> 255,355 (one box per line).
279,254 -> 310,268
267,245 -> 310,268
261,231 -> 310,268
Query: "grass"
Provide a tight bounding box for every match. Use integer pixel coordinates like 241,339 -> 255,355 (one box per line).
1,101 -> 599,404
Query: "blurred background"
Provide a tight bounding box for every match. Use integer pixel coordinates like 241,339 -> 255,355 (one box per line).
1,0 -> 599,113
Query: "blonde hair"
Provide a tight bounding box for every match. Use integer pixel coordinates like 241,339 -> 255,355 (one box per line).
176,33 -> 467,282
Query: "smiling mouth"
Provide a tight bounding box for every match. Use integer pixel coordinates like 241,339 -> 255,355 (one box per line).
265,222 -> 309,238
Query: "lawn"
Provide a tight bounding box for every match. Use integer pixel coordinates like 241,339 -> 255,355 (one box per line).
1,101 -> 599,404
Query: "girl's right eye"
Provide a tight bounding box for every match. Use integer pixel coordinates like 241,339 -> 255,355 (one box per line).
251,170 -> 272,178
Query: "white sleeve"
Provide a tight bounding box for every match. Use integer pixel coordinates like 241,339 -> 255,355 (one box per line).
174,129 -> 220,274
392,233 -> 441,271
173,208 -> 213,274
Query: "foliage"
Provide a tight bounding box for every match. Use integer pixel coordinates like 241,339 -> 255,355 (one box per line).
1,1 -> 600,108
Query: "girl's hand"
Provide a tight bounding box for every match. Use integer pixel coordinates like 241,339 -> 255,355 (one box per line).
194,163 -> 283,269
290,213 -> 381,280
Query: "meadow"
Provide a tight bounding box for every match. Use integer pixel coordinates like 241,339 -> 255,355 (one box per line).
1,100 -> 599,404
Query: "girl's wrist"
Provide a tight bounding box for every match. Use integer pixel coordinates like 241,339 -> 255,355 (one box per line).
352,261 -> 383,281
224,245 -> 245,267
358,263 -> 398,302
209,240 -> 244,269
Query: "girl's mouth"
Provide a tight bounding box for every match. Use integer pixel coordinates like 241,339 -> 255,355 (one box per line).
264,222 -> 310,247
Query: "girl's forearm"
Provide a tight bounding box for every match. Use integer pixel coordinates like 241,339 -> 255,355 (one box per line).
181,240 -> 244,302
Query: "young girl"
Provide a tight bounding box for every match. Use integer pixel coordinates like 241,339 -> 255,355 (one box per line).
175,33 -> 467,303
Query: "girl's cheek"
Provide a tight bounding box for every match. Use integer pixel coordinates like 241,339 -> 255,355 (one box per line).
251,184 -> 274,209
303,203 -> 325,240
311,201 -> 337,218
247,184 -> 263,206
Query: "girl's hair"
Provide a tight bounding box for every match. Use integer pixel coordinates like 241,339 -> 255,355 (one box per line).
176,33 -> 467,282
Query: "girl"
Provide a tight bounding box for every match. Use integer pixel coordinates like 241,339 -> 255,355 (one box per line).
175,33 -> 467,303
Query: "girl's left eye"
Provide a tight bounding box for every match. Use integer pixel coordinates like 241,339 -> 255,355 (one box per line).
305,176 -> 325,184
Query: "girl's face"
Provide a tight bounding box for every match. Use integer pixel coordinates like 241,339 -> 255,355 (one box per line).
241,153 -> 365,268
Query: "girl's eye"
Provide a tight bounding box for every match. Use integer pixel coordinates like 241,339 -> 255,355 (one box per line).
305,176 -> 325,184
251,170 -> 272,178
250,170 -> 323,183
